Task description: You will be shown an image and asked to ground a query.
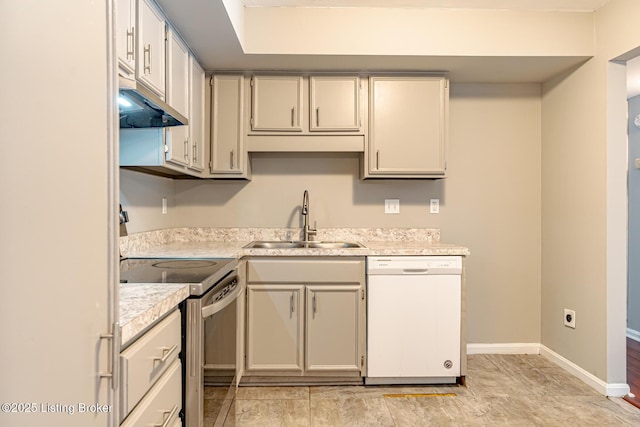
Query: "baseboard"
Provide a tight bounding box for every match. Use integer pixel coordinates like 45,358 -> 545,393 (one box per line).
539,345 -> 630,397
627,328 -> 640,342
466,343 -> 540,355
466,342 -> 630,397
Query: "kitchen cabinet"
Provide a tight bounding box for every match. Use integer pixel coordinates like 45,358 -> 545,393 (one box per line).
365,75 -> 448,178
246,285 -> 304,371
210,74 -> 250,178
305,285 -> 362,372
309,76 -> 361,132
250,75 -> 303,132
246,74 -> 365,152
116,0 -> 136,76
188,57 -> 205,172
120,309 -> 182,425
245,258 -> 365,378
136,0 -> 166,97
165,27 -> 190,168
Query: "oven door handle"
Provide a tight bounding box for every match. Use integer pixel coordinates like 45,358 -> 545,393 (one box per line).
201,273 -> 243,319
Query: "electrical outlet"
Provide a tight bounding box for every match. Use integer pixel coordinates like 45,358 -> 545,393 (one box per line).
564,309 -> 576,329
385,199 -> 400,214
430,199 -> 440,214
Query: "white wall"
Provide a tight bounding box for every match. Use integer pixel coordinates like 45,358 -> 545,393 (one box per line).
122,83 -> 542,345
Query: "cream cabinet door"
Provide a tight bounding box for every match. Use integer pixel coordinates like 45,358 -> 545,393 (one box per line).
188,57 -> 205,172
250,76 -> 303,131
305,285 -> 362,372
211,75 -> 247,176
166,28 -> 189,118
246,285 -> 304,372
116,0 -> 136,75
136,0 -> 166,97
164,28 -> 190,168
310,76 -> 360,131
368,76 -> 448,177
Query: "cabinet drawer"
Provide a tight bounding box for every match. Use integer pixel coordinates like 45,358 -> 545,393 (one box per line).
247,258 -> 364,283
120,309 -> 181,421
120,359 -> 182,427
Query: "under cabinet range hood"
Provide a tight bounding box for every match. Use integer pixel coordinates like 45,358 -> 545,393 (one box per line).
118,76 -> 188,128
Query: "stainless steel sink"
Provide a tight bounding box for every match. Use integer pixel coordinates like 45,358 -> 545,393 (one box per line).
245,241 -> 306,249
305,241 -> 363,249
244,241 -> 364,249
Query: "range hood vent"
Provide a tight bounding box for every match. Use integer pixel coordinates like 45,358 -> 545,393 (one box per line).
118,76 -> 188,128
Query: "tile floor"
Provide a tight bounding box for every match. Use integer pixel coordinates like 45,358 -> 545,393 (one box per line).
204,354 -> 640,426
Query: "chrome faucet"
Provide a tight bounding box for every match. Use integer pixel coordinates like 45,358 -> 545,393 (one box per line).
301,190 -> 317,242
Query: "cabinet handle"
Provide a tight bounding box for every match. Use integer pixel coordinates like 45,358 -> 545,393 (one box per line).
126,28 -> 135,60
193,143 -> 198,162
376,150 -> 380,170
184,139 -> 189,161
153,344 -> 178,364
316,107 -> 319,127
99,322 -> 119,390
290,293 -> 294,317
144,44 -> 151,74
230,150 -> 234,170
312,293 -> 317,318
291,107 -> 295,127
154,404 -> 179,427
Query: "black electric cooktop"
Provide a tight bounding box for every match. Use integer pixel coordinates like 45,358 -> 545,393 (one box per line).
119,258 -> 237,295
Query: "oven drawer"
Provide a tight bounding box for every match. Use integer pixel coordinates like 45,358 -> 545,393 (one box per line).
120,359 -> 182,427
120,309 -> 181,421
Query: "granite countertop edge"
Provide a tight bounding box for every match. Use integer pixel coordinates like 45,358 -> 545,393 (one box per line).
120,239 -> 470,346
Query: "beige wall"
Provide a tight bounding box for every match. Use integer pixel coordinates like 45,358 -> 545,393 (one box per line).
541,0 -> 640,384
122,83 -> 542,344
120,169 -> 176,234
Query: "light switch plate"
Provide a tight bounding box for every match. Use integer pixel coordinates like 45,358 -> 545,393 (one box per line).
635,158 -> 640,169
162,197 -> 168,214
430,199 -> 440,214
385,199 -> 400,214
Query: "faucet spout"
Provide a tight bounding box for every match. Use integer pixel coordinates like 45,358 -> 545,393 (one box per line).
302,190 -> 317,242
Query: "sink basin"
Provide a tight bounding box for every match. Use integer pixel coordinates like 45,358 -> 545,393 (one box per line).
245,241 -> 306,249
245,241 -> 364,249
305,241 -> 363,249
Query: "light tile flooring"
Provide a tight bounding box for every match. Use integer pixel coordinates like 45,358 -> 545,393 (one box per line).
204,354 -> 640,426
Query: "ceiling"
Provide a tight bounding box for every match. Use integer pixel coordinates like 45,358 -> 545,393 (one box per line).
155,0 -> 640,85
243,0 -> 610,11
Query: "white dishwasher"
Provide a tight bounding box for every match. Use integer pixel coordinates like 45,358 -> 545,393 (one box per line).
366,256 -> 462,385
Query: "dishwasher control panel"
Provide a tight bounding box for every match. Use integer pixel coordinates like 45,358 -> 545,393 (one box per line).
367,256 -> 462,275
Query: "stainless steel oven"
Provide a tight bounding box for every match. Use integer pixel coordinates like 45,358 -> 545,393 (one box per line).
120,258 -> 244,427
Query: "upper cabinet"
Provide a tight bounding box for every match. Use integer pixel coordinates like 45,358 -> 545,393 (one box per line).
164,27 -> 190,168
309,76 -> 361,132
246,74 -> 365,153
250,76 -> 303,132
188,57 -> 206,173
119,0 -> 207,178
364,75 -> 448,178
137,0 -> 166,97
210,74 -> 250,179
116,0 -> 136,76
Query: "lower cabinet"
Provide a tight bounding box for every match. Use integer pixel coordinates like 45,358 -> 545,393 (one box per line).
119,309 -> 182,426
245,258 -> 365,378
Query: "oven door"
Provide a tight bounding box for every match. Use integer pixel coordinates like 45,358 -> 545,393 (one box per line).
184,267 -> 245,427
203,268 -> 245,425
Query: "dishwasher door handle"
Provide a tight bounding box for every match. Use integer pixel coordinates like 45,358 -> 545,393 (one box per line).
401,269 -> 429,274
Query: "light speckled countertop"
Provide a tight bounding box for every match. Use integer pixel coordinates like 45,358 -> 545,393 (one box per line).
119,228 -> 470,347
